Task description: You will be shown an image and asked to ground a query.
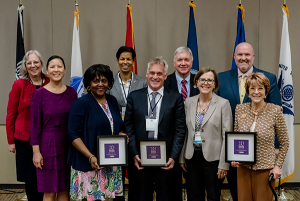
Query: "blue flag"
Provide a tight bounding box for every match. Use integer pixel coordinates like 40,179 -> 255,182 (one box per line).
231,6 -> 246,70
187,2 -> 199,74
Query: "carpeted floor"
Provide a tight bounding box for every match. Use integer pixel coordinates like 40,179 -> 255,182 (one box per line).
1,188 -> 299,201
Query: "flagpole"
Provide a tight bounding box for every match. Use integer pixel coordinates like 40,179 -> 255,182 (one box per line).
19,0 -> 22,6
283,0 -> 286,6
128,0 -> 130,5
239,0 -> 241,5
75,0 -> 78,10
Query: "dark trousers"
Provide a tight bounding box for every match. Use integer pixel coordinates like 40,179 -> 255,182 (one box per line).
130,163 -> 182,201
186,149 -> 224,201
226,166 -> 238,201
25,182 -> 44,201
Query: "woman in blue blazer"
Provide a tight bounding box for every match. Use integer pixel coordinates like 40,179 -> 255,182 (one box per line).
68,64 -> 126,201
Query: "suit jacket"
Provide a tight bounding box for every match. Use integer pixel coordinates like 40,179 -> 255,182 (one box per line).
67,93 -> 123,172
216,66 -> 281,120
124,87 -> 186,161
108,72 -> 147,111
164,72 -> 199,97
179,93 -> 232,170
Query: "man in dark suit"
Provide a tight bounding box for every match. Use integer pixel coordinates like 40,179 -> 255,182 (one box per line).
124,56 -> 186,201
216,42 -> 281,201
165,47 -> 199,100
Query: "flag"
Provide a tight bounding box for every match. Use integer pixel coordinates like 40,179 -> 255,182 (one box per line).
231,5 -> 246,70
187,1 -> 199,74
276,5 -> 294,186
125,4 -> 137,74
71,9 -> 84,97
16,5 -> 25,80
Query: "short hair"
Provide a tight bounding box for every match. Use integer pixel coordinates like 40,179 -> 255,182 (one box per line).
19,50 -> 47,80
245,72 -> 270,95
194,67 -> 219,91
116,46 -> 136,60
173,46 -> 193,62
46,55 -> 66,69
83,64 -> 114,92
147,56 -> 168,75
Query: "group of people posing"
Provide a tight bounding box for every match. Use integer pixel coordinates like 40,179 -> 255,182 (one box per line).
6,42 -> 289,201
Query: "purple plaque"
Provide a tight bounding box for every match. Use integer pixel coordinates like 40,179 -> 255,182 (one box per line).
104,144 -> 119,159
234,140 -> 249,155
146,146 -> 161,159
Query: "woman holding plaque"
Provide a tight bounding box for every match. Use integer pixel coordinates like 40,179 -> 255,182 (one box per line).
231,72 -> 289,201
179,67 -> 233,201
68,64 -> 125,201
6,50 -> 49,201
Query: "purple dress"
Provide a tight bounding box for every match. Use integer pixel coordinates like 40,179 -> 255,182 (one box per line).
30,86 -> 77,193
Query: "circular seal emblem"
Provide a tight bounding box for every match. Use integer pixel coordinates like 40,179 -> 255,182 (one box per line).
282,85 -> 293,102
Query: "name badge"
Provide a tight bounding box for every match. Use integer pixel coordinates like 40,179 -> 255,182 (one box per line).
121,107 -> 126,121
146,117 -> 158,138
194,131 -> 202,145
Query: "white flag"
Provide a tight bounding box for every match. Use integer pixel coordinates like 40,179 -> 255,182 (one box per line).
277,6 -> 294,185
71,10 -> 84,97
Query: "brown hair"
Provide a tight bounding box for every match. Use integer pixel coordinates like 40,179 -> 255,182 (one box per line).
245,72 -> 270,95
194,67 -> 219,91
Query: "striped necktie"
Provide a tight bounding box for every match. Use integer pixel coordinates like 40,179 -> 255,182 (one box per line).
181,80 -> 187,101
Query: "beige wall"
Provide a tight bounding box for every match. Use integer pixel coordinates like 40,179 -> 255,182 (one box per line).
0,0 -> 299,124
0,124 -> 299,183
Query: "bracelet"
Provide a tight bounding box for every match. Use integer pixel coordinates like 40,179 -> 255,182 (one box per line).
89,155 -> 95,163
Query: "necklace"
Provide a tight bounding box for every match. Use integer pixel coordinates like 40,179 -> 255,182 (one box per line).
198,98 -> 211,115
250,102 -> 266,116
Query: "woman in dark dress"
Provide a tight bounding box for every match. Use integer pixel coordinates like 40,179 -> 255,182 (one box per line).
6,50 -> 49,201
68,64 -> 126,201
30,55 -> 77,201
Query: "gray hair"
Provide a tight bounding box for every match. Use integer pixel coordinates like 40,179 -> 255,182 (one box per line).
173,46 -> 193,62
147,56 -> 168,75
19,50 -> 47,80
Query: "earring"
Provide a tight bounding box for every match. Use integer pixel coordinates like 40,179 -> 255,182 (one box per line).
87,86 -> 90,91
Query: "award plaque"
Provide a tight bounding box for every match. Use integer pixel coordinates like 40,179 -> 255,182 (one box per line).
97,135 -> 128,166
225,132 -> 257,163
139,139 -> 167,167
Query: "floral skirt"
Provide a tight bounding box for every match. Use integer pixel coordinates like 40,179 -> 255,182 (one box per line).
70,166 -> 123,201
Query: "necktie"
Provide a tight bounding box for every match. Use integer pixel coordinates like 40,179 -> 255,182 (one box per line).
181,80 -> 187,101
148,92 -> 158,139
239,74 -> 246,104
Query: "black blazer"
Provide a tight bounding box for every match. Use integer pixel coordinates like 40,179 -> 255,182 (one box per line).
124,87 -> 186,162
164,72 -> 199,97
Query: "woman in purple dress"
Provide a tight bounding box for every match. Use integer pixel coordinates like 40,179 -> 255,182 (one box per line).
30,55 -> 77,201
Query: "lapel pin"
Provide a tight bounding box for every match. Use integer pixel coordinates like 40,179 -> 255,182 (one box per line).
242,114 -> 246,118
193,85 -> 197,88
133,80 -> 137,84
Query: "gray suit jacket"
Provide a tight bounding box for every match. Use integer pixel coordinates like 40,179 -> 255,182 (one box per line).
179,93 -> 233,170
108,72 -> 147,111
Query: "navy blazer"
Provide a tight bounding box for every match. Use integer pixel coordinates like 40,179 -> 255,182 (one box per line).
67,93 -> 123,172
124,87 -> 186,162
164,72 -> 199,97
216,66 -> 281,120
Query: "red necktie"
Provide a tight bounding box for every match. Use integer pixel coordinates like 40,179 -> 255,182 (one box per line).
181,80 -> 187,101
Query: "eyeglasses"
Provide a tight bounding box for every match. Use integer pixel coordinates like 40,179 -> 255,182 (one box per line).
249,86 -> 265,92
198,78 -> 215,85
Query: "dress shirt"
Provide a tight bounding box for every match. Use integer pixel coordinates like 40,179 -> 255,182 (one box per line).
175,72 -> 191,98
118,72 -> 133,104
147,86 -> 164,138
238,66 -> 253,84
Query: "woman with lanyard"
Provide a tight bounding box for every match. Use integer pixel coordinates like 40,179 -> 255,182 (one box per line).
179,67 -> 232,201
68,64 -> 126,201
6,50 -> 49,201
109,46 -> 147,120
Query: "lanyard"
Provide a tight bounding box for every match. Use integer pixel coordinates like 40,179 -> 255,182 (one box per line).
119,73 -> 132,101
99,102 -> 114,135
198,98 -> 211,127
147,92 -> 162,117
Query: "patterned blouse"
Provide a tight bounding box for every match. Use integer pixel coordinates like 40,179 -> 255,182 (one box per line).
234,103 -> 289,170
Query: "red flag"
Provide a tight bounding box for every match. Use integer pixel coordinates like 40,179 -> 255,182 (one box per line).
126,4 -> 137,74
